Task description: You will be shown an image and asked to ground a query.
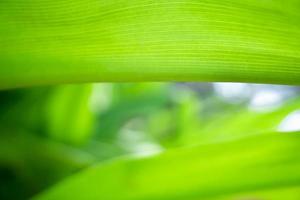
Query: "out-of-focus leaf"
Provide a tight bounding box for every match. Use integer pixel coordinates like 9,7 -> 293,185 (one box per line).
147,89 -> 201,147
215,186 -> 300,200
1,0 -> 300,89
45,84 -> 94,145
35,132 -> 300,200
0,131 -> 94,199
0,88 -> 51,132
95,83 -> 169,141
182,97 -> 300,145
0,85 -> 95,145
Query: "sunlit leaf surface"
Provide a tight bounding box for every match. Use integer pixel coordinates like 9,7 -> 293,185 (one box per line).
1,0 -> 300,88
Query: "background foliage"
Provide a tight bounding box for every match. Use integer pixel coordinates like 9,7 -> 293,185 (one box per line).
0,83 -> 300,199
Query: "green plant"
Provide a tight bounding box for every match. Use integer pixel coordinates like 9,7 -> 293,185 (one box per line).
0,0 -> 300,200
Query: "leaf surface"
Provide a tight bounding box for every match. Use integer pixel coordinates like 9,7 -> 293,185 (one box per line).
35,133 -> 300,200
1,0 -> 300,88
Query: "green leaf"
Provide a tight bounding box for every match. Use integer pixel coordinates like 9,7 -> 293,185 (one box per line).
181,97 -> 300,145
0,130 -> 94,198
45,84 -> 94,145
34,132 -> 300,200
215,186 -> 300,200
1,0 -> 300,89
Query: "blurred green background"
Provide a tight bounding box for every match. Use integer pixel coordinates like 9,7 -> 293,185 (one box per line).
1,82 -> 300,199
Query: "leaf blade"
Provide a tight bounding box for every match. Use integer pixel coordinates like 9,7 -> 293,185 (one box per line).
34,132 -> 300,200
1,0 -> 300,89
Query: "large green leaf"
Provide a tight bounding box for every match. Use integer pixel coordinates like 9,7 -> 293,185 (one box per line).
1,0 -> 300,89
35,132 -> 300,200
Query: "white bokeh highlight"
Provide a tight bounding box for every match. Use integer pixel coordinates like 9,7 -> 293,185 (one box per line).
278,110 -> 300,132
